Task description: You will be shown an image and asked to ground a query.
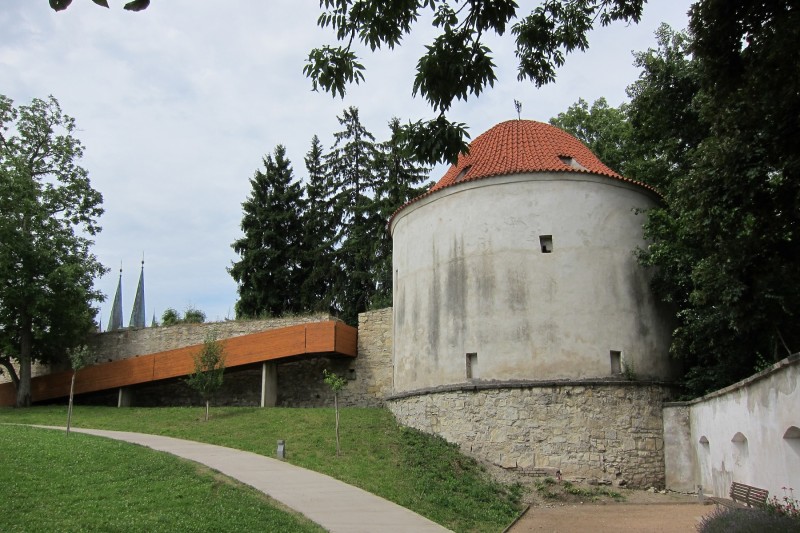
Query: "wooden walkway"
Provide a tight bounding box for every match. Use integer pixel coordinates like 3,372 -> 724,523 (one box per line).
0,321 -> 357,406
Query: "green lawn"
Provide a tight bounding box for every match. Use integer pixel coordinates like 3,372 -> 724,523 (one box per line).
0,425 -> 323,533
0,406 -> 523,532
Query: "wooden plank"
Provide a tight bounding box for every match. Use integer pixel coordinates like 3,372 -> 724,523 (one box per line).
334,322 -> 358,357
306,322 -> 335,353
0,320 -> 355,406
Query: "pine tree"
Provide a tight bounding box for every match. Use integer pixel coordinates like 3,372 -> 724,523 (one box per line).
325,107 -> 379,324
229,145 -> 305,318
299,136 -> 338,312
371,118 -> 431,307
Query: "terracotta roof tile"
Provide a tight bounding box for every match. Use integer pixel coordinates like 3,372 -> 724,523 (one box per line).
389,120 -> 658,229
431,119 -> 621,192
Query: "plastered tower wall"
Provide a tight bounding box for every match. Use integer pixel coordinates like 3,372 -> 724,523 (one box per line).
390,172 -> 676,393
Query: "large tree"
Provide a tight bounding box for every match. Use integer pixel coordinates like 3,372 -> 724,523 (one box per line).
0,95 -> 107,407
554,19 -> 800,396
299,135 -> 338,313
549,97 -> 633,177
305,0 -> 648,165
229,145 -> 305,318
371,118 -> 431,308
325,107 -> 380,324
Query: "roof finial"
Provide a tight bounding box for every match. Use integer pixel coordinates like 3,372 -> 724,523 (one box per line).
514,99 -> 522,120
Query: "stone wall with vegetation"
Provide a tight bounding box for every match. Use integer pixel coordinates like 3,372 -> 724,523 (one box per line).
277,307 -> 393,407
73,308 -> 394,408
387,382 -> 674,488
88,313 -> 333,363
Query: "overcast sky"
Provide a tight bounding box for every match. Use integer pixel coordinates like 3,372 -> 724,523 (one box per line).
1,0 -> 694,326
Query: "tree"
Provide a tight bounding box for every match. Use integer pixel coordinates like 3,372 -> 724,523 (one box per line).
322,369 -> 347,456
305,0 -> 647,165
325,107 -> 380,324
160,306 -> 206,326
185,331 -> 226,421
229,146 -> 305,318
553,20 -> 800,396
549,97 -> 633,176
48,0 -> 149,12
624,24 -> 704,191
299,136 -> 337,313
635,13 -> 800,395
0,95 -> 107,407
182,307 -> 206,324
371,118 -> 431,307
66,345 -> 94,435
161,308 -> 181,326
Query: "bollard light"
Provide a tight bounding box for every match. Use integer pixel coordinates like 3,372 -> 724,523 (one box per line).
277,439 -> 286,460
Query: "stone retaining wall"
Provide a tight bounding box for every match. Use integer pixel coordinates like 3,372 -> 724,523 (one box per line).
277,307 -> 393,407
388,381 -> 673,488
69,308 -> 394,408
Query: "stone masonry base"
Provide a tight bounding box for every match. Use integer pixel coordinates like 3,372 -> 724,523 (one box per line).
387,382 -> 674,488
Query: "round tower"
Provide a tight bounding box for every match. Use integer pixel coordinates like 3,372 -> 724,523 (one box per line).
389,119 -> 676,393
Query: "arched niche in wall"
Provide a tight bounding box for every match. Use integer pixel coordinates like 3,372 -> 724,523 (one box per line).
784,426 -> 800,458
731,432 -> 748,466
784,426 -> 800,439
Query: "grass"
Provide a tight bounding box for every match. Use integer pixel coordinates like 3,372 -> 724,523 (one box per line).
0,406 -> 523,532
533,477 -> 624,503
0,425 -> 323,533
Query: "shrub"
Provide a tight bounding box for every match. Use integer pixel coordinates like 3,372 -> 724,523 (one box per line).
767,487 -> 799,519
697,506 -> 800,533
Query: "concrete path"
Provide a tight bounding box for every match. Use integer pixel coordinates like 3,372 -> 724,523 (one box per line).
33,426 -> 450,533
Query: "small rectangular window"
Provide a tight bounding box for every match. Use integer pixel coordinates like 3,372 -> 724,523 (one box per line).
466,352 -> 478,379
610,351 -> 622,375
540,235 -> 553,253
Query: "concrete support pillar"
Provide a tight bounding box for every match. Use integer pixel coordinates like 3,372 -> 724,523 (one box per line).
117,386 -> 133,408
261,362 -> 277,407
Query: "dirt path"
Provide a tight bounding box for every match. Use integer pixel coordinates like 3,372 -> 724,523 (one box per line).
509,502 -> 714,533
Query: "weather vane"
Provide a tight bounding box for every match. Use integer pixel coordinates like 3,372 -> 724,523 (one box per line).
514,100 -> 522,120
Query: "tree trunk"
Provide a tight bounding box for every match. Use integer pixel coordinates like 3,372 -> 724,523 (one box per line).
16,310 -> 33,407
334,393 -> 340,456
66,370 -> 76,435
205,399 -> 210,422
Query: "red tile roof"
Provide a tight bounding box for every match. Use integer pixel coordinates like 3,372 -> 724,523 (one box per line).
432,119 -> 620,191
389,120 -> 658,229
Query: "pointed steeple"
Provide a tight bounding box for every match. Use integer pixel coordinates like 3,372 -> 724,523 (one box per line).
129,258 -> 146,329
108,265 -> 123,331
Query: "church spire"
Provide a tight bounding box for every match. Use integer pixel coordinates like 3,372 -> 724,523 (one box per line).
129,257 -> 146,329
107,265 -> 123,331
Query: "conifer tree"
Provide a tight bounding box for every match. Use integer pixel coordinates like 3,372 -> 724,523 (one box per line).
229,145 -> 305,318
371,118 -> 431,307
325,107 -> 379,324
300,135 -> 337,312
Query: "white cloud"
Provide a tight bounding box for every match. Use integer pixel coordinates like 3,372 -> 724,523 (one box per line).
0,0 -> 694,325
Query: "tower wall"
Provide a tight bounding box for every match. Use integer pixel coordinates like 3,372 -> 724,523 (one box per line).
390,172 -> 676,394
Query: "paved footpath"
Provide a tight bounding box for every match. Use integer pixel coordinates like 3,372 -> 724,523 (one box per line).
34,426 -> 450,533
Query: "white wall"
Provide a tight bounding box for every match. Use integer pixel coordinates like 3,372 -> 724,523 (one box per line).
390,172 -> 676,393
663,355 -> 800,499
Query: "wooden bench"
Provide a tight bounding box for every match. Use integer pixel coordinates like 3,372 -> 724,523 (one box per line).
708,481 -> 769,509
